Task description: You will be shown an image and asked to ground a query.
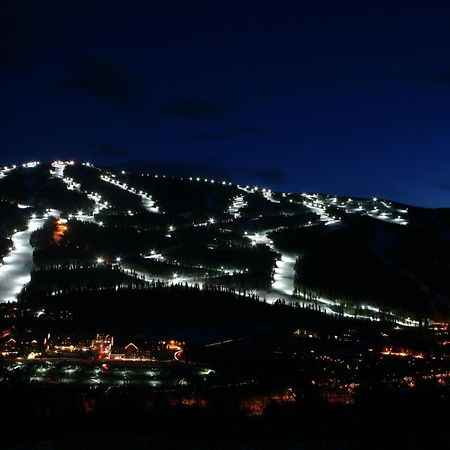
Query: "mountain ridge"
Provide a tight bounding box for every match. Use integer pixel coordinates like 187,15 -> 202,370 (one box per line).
0,160 -> 449,323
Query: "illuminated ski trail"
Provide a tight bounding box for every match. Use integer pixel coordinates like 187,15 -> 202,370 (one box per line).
0,210 -> 60,302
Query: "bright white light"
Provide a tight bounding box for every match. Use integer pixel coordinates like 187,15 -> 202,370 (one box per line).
0,214 -> 56,303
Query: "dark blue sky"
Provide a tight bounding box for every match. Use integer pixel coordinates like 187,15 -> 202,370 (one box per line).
2,1 -> 450,207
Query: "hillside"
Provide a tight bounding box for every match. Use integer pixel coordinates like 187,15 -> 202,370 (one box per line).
0,160 -> 449,322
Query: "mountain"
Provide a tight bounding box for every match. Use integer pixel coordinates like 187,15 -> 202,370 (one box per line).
0,160 -> 449,322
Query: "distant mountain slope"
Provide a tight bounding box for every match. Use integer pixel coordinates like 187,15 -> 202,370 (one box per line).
0,160 -> 448,322
271,214 -> 450,318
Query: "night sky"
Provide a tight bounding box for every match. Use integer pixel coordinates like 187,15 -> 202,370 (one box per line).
2,1 -> 450,207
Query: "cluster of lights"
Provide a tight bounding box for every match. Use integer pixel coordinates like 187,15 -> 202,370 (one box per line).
100,174 -> 160,213
1,161 -> 40,181
261,188 -> 280,204
302,194 -> 339,225
51,161 -> 108,224
0,209 -> 55,302
22,161 -> 40,168
96,256 -> 123,264
228,194 -> 247,218
302,193 -> 408,226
